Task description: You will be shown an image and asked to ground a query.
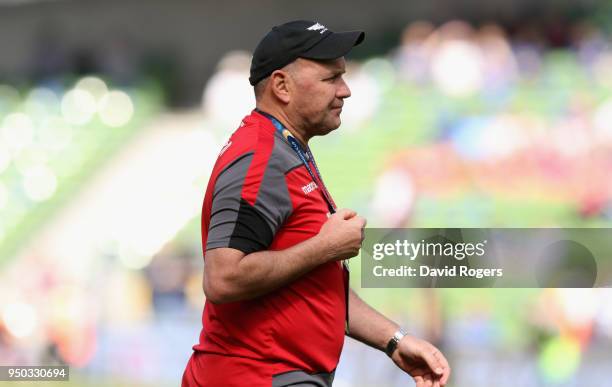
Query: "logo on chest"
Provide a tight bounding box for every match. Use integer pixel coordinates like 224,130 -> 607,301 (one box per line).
301,181 -> 318,195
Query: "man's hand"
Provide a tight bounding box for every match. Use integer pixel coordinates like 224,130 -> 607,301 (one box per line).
391,335 -> 451,387
316,208 -> 366,262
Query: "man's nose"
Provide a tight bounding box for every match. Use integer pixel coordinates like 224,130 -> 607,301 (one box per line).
337,78 -> 351,99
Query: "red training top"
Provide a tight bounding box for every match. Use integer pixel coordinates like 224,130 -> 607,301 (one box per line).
183,110 -> 348,386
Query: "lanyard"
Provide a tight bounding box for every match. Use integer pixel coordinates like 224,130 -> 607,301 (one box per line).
255,109 -> 350,332
256,109 -> 337,214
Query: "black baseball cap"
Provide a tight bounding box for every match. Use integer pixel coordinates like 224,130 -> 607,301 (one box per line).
249,20 -> 365,86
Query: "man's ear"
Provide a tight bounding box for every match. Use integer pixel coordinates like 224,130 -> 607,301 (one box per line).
269,70 -> 291,104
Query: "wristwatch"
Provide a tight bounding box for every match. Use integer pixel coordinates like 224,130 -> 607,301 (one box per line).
385,328 -> 408,357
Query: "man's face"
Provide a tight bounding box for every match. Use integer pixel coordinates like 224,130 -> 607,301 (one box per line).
287,57 -> 351,137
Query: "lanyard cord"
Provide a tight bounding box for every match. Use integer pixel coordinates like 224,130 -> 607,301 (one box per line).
255,109 -> 350,332
255,109 -> 337,214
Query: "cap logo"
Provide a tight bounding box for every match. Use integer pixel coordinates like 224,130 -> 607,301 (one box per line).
306,22 -> 328,34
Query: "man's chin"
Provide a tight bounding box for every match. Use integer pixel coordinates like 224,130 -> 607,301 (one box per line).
329,115 -> 342,130
312,116 -> 342,137
323,120 -> 341,135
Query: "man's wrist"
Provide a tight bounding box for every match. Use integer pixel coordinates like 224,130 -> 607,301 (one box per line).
385,327 -> 408,357
312,233 -> 334,263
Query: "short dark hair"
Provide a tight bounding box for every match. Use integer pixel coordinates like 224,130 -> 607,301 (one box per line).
253,77 -> 269,99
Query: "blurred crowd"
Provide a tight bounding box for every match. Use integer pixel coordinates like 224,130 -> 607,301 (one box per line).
375,20 -> 612,226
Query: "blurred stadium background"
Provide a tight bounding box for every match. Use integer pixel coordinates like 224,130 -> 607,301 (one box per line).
1,0 -> 611,386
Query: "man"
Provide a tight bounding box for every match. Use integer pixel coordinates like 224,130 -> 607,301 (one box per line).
183,20 -> 451,387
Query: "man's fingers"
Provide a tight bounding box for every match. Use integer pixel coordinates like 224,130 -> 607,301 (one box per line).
421,348 -> 444,377
336,208 -> 357,219
423,373 -> 434,387
432,349 -> 451,384
334,209 -> 367,230
441,366 -> 451,385
348,215 -> 367,228
414,376 -> 426,387
438,361 -> 451,385
439,368 -> 450,386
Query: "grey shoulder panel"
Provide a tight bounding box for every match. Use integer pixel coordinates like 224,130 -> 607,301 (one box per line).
205,138 -> 297,254
206,152 -> 254,251
252,137 -> 296,232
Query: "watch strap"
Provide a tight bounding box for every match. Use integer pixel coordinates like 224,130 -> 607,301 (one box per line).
385,328 -> 407,357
